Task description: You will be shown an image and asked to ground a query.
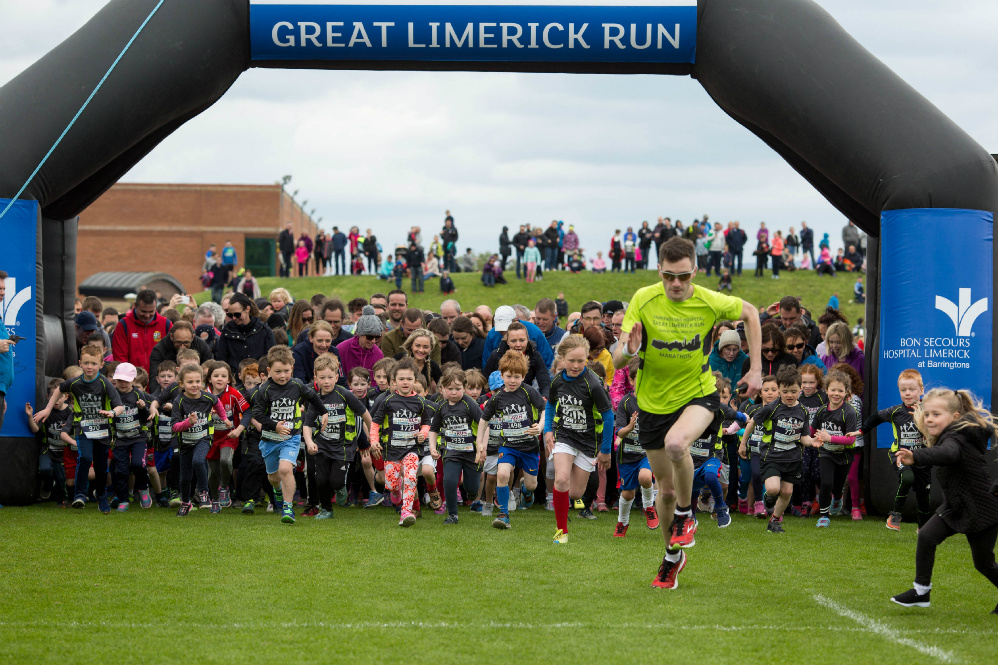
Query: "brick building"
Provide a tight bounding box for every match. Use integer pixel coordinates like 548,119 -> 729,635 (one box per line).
77,183 -> 320,293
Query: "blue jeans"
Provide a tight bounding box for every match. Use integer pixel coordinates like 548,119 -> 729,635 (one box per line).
691,457 -> 725,509
76,436 -> 110,500
113,439 -> 148,502
333,249 -> 346,275
38,450 -> 67,502
410,265 -> 424,293
482,271 -> 495,287
545,247 -> 558,271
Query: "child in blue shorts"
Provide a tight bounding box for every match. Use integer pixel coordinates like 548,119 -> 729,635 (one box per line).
613,384 -> 659,537
252,346 -> 328,525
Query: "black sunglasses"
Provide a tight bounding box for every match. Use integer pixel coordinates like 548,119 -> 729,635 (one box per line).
226,311 -> 243,318
761,347 -> 778,355
787,342 -> 806,351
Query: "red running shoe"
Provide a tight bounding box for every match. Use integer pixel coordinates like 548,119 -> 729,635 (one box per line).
668,514 -> 697,549
614,521 -> 628,538
810,501 -> 821,516
645,506 -> 660,530
301,506 -> 320,517
738,498 -> 748,514
651,551 -> 687,589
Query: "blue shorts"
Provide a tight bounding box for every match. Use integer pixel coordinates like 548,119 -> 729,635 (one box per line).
692,457 -> 723,493
260,434 -> 302,475
618,458 -> 652,492
497,447 -> 540,476
154,448 -> 173,473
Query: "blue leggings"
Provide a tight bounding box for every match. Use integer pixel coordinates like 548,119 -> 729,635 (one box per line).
738,454 -> 763,500
692,458 -> 725,508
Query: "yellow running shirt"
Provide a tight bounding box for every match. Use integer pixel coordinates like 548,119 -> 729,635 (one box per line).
621,282 -> 743,415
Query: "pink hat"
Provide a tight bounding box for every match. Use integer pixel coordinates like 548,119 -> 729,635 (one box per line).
112,362 -> 137,382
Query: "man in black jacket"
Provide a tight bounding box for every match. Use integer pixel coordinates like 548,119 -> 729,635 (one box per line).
278,222 -> 295,278
800,222 -> 815,267
441,218 -> 459,272
331,227 -> 348,276
148,321 -> 212,378
407,242 -> 425,293
482,322 -> 551,395
512,225 -> 529,279
499,226 -> 511,270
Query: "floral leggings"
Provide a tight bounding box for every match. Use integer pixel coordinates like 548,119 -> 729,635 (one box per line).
384,452 -> 419,513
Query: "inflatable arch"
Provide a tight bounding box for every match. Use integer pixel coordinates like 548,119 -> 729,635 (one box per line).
0,0 -> 995,508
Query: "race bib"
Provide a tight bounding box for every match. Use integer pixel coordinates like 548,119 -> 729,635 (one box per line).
622,442 -> 644,455
82,418 -> 109,440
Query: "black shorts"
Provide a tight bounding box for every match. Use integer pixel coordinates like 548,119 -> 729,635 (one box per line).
638,392 -> 721,451
761,459 -> 803,485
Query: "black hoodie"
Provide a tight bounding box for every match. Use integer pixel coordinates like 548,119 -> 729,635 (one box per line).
912,418 -> 998,533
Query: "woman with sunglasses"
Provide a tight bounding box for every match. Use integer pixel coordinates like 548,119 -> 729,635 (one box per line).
216,293 -> 277,373
783,324 -> 826,371
337,306 -> 385,379
742,323 -> 797,379
285,300 -> 314,348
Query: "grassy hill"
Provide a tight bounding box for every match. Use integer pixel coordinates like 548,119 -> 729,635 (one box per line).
200,268 -> 865,325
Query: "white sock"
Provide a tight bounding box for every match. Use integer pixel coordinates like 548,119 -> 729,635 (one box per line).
913,582 -> 931,595
618,497 -> 634,525
664,549 -> 681,562
641,486 -> 655,510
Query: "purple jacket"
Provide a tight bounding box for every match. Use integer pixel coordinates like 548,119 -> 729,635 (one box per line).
821,347 -> 865,380
337,335 -> 384,377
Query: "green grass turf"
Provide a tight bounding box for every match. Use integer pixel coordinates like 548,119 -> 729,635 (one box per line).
1,502 -> 994,664
197,268 -> 865,325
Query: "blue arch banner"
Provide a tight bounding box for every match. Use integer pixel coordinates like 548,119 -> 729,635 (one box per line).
250,1 -> 697,64
0,199 -> 38,439
877,208 -> 993,442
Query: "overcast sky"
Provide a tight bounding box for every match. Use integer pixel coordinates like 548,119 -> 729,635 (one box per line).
1,0 -> 994,255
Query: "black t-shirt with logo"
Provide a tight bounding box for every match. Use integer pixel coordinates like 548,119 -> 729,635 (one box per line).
114,389 -> 153,443
431,395 -> 483,464
799,390 -> 828,428
172,390 -> 220,447
754,399 -> 811,463
549,369 -> 612,457
740,398 -> 766,456
42,406 -> 72,453
252,378 -> 327,443
811,402 -> 858,464
371,393 -> 432,462
614,392 -> 644,465
481,385 -> 545,453
59,374 -> 123,443
305,385 -> 369,461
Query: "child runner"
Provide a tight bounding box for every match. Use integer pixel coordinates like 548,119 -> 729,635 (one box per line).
797,364 -> 827,516
109,363 -> 154,511
475,370 -> 507,517
476,351 -> 546,531
545,335 -> 613,542
370,358 -> 431,526
850,369 -> 927,531
205,360 -> 248,511
252,345 -> 328,524
740,365 -> 816,533
32,344 -> 124,513
238,360 -> 274,514
303,354 -> 373,519
149,349 -> 201,506
348,366 -> 383,507
810,369 -> 858,527
890,389 -> 998,612
412,376 -> 443,515
25,379 -> 72,507
613,368 -> 659,537
738,375 -> 779,517
171,364 -> 232,516
429,368 -> 483,524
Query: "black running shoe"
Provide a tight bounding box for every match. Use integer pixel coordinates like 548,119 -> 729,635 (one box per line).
891,588 -> 930,608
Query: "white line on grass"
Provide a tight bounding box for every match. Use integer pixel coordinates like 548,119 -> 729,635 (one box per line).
812,594 -> 957,663
0,618 -> 988,638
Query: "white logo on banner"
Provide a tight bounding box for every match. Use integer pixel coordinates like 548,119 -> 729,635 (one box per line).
935,288 -> 988,337
1,277 -> 31,328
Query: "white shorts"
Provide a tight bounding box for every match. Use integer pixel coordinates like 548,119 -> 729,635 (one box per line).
552,441 -> 596,473
420,455 -> 436,470
484,453 -> 499,475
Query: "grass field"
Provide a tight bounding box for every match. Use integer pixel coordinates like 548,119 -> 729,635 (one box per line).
198,267 -> 865,325
1,501 -> 995,665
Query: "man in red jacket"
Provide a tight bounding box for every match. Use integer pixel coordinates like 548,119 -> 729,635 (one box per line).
111,289 -> 172,372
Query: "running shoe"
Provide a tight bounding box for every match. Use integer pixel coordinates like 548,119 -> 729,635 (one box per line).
218,487 -> 231,508
886,512 -> 902,531
766,517 -> 785,534
169,489 -> 181,507
572,498 -> 585,510
716,507 -> 731,529
669,514 -> 697,549
116,500 -> 129,512
97,495 -> 111,514
315,509 -> 334,520
366,491 -> 385,508
801,501 -> 812,516
851,507 -> 863,521
753,501 -> 767,518
520,482 -> 534,509
281,504 -> 296,524
552,528 -> 568,544
596,501 -> 608,513
198,491 -> 211,508
829,498 -> 842,515
434,504 -> 447,515
545,496 -> 554,511
738,498 -> 748,514
301,506 -> 320,517
614,522 -> 628,538
156,494 -> 170,508
891,588 -> 930,608
139,489 -> 152,509
651,551 -> 687,589
443,514 -> 459,525
790,505 -> 803,518
176,502 -> 192,517
400,510 -> 416,527
210,501 -> 221,514
578,508 -> 597,520
391,490 -> 402,507
810,501 -> 821,516
482,502 -> 493,517
242,500 -> 255,515
492,513 -> 511,529
470,500 -> 483,513
644,506 -> 660,530
697,492 -> 714,514
273,488 -> 284,512
816,516 -> 830,528
266,502 -> 274,513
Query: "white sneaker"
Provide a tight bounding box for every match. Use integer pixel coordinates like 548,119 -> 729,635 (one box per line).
545,497 -> 554,511
482,503 -> 493,517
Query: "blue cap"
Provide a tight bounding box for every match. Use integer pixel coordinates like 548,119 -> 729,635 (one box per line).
488,370 -> 504,392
